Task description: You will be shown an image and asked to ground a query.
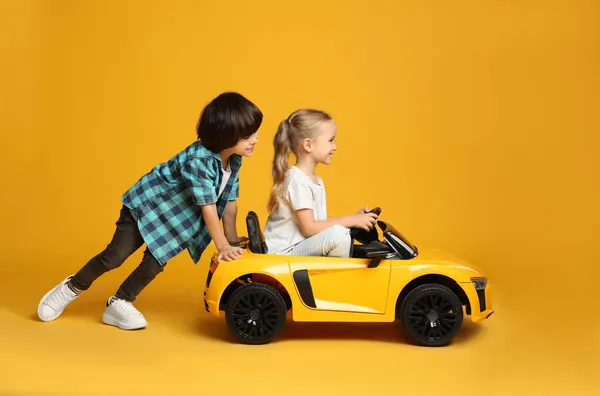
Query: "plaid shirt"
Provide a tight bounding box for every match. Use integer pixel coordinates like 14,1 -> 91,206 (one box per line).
121,141 -> 241,265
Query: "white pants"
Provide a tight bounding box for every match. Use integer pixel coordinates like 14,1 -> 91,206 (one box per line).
287,225 -> 351,258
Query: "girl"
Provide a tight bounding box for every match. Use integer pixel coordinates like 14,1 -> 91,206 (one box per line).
263,109 -> 378,258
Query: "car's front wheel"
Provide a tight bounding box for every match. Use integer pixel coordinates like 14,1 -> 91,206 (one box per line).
400,284 -> 464,347
225,282 -> 287,345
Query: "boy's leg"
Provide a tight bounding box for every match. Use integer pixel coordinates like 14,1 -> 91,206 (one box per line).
102,248 -> 166,330
115,247 -> 165,302
37,205 -> 144,322
288,225 -> 352,258
70,205 -> 145,291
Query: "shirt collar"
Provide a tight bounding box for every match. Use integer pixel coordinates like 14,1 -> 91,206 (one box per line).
203,142 -> 242,171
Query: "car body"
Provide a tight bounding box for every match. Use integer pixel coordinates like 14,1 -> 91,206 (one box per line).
203,210 -> 494,346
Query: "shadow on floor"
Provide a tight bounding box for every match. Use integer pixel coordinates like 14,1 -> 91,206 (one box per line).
196,312 -> 484,346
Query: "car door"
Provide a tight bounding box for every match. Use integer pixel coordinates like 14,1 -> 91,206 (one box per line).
289,257 -> 391,314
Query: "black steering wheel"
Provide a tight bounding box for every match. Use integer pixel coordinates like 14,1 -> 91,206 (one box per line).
350,207 -> 381,245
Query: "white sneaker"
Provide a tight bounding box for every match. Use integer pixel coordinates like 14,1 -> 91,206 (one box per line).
38,275 -> 79,321
102,296 -> 148,330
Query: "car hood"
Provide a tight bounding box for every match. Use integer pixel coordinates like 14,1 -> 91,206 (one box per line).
395,246 -> 486,275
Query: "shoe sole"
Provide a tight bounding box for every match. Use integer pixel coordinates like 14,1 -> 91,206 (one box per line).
102,312 -> 147,330
37,276 -> 75,322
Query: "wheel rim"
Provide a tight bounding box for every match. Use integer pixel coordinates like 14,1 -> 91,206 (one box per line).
407,293 -> 459,342
231,290 -> 280,339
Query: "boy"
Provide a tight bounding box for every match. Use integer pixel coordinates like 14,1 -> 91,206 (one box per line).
37,92 -> 262,330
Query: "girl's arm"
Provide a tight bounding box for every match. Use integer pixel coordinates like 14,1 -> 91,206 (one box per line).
295,209 -> 378,238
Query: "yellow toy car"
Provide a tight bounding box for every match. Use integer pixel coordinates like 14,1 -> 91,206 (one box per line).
203,208 -> 494,346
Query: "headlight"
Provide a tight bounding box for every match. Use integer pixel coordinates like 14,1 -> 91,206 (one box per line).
471,277 -> 488,290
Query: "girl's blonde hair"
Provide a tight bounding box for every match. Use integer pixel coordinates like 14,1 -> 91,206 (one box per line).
267,109 -> 332,213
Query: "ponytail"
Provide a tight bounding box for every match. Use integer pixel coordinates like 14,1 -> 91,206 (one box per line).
267,120 -> 291,213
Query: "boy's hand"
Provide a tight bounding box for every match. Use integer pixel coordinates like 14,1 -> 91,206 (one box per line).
217,244 -> 244,262
201,203 -> 244,262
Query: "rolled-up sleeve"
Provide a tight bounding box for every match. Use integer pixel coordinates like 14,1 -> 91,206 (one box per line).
229,174 -> 239,201
181,156 -> 218,206
287,177 -> 315,211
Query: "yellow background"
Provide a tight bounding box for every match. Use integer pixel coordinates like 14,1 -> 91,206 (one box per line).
1,0 -> 599,395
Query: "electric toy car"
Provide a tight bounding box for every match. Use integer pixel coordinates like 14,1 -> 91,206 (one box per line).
203,208 -> 494,346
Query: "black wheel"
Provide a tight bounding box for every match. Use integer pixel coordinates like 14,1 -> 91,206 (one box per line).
225,282 -> 287,345
400,284 -> 464,347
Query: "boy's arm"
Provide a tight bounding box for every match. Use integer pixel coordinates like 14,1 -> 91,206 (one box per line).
201,203 -> 243,262
180,157 -> 242,262
222,200 -> 240,244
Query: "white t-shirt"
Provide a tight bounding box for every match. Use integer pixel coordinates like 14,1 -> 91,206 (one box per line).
264,166 -> 327,254
218,162 -> 231,197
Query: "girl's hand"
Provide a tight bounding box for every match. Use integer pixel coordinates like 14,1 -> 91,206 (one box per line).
357,206 -> 371,214
348,212 -> 378,231
217,244 -> 244,262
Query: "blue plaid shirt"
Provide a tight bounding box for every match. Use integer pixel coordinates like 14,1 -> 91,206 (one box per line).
121,141 -> 241,265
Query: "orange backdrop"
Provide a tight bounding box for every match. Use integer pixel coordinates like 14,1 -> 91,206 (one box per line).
1,0 -> 599,394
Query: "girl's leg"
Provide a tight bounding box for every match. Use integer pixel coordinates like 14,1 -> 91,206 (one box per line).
288,225 -> 352,258
101,248 -> 166,330
37,205 -> 144,322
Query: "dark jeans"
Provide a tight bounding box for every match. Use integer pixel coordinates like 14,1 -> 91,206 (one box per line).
69,205 -> 166,302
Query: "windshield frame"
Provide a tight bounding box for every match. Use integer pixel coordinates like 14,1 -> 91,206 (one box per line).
377,221 -> 418,259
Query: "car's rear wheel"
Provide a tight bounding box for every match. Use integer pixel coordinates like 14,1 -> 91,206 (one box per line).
400,284 -> 463,347
225,282 -> 287,345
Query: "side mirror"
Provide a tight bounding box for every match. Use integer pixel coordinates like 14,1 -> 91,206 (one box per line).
366,250 -> 390,268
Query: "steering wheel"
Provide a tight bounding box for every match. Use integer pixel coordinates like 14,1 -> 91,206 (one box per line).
350,207 -> 381,245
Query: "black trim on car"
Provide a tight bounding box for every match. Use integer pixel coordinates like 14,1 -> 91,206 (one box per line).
206,269 -> 214,288
203,291 -> 210,313
476,289 -> 486,311
293,270 -> 316,308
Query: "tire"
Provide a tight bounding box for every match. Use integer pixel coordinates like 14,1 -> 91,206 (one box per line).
400,283 -> 464,347
225,282 -> 287,345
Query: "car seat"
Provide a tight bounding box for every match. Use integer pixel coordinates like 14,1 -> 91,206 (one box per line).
245,211 -> 268,254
